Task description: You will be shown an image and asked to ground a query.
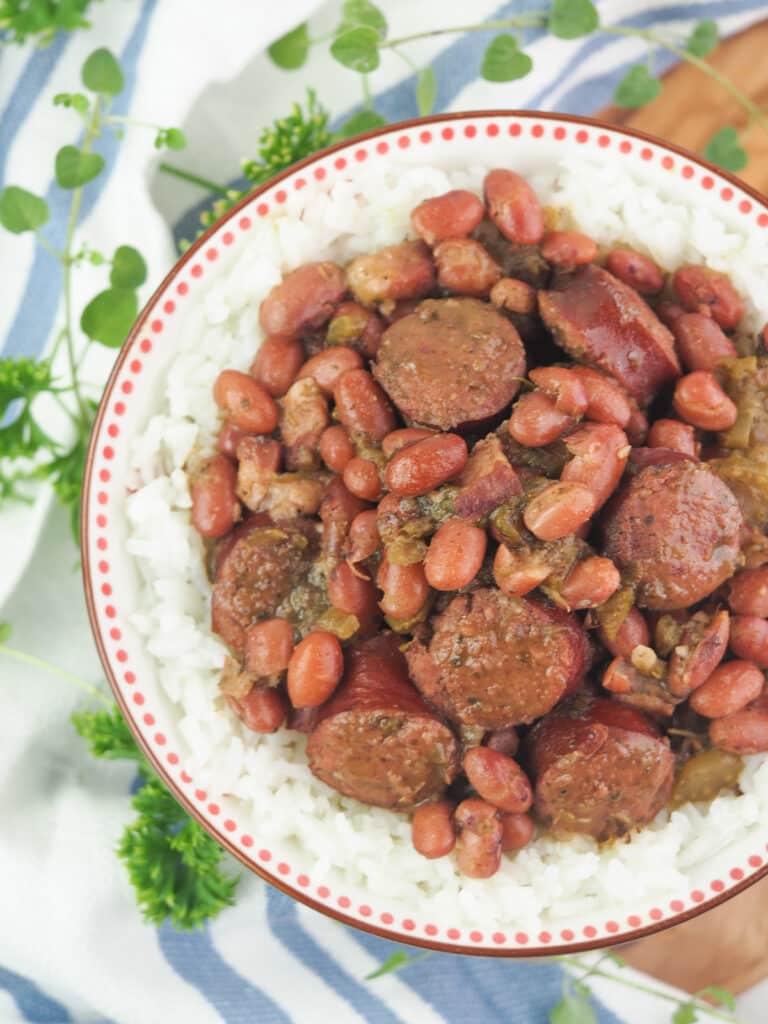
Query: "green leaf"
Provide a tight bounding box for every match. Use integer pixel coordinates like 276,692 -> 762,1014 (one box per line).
338,0 -> 387,38
365,951 -> 411,980
613,65 -> 661,108
549,992 -> 598,1024
0,186 -> 49,234
267,22 -> 310,70
416,66 -> 437,116
0,622 -> 12,644
53,92 -> 90,113
80,288 -> 138,348
549,0 -> 599,39
671,1003 -> 697,1024
704,126 -> 747,172
71,706 -> 142,762
695,985 -> 736,1011
481,34 -> 534,82
110,245 -> 147,289
338,109 -> 387,138
686,20 -> 718,58
88,250 -> 105,266
55,145 -> 104,188
164,127 -> 187,151
330,26 -> 380,72
241,89 -> 333,186
81,47 -> 124,95
603,951 -> 625,968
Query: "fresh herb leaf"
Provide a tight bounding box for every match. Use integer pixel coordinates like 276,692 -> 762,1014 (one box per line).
0,357 -> 58,460
80,287 -> 137,348
613,64 -> 661,108
416,66 -> 437,116
110,245 -> 147,289
337,0 -> 387,39
672,1004 -> 697,1024
686,20 -> 718,58
55,145 -> 104,188
549,0 -> 598,40
338,109 -> 387,138
267,22 -> 310,70
0,0 -> 95,45
53,92 -> 90,113
46,425 -> 93,538
163,127 -> 186,151
241,90 -> 332,185
549,992 -> 598,1024
695,985 -> 736,1011
704,126 -> 747,172
0,621 -> 11,644
72,706 -> 142,762
331,25 -> 381,73
481,34 -> 533,82
365,951 -> 412,979
81,47 -> 124,95
0,186 -> 49,234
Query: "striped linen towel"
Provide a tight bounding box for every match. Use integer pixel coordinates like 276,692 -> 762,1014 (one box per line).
0,1 -> 765,1021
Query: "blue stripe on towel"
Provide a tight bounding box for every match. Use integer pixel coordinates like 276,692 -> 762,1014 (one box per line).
0,965 -> 71,1023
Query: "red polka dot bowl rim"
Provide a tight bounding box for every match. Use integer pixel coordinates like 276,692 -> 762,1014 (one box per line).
82,111 -> 768,957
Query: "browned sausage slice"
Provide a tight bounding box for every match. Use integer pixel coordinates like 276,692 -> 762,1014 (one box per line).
601,461 -> 742,610
525,696 -> 675,840
538,264 -> 680,406
211,518 -> 319,652
306,634 -> 460,809
406,588 -> 587,729
374,297 -> 526,431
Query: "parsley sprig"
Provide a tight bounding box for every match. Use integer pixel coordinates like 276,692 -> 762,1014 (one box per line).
0,0 -> 96,46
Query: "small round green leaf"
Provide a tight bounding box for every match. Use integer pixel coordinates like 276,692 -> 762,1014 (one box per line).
338,0 -> 387,38
416,66 -> 437,116
330,26 -> 380,72
549,0 -> 598,39
81,288 -> 138,348
55,145 -> 105,188
268,22 -> 310,70
81,48 -> 124,95
0,186 -> 49,234
338,109 -> 387,138
481,34 -> 533,82
686,19 -> 718,58
110,246 -> 147,288
164,127 -> 187,151
704,126 -> 747,173
613,65 -> 661,108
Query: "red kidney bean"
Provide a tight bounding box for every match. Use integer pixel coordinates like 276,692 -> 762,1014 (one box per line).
729,568 -> 768,617
569,366 -> 632,428
259,261 -> 346,340
433,237 -> 501,297
597,607 -> 650,660
710,708 -> 768,754
287,632 -> 344,708
561,424 -> 630,509
528,367 -> 588,417
673,264 -> 744,330
250,336 -> 304,397
327,559 -> 379,620
493,543 -> 552,596
490,277 -> 537,315
326,301 -> 384,359
672,312 -> 737,373
343,457 -> 382,501
411,189 -> 485,246
319,477 -> 370,559
730,616 -> 768,668
690,661 -> 765,718
625,406 -> 648,446
217,420 -> 251,459
334,368 -> 397,441
560,556 -> 621,610
213,369 -> 280,433
286,705 -> 321,734
667,609 -> 730,698
319,425 -> 355,473
228,687 -> 287,733
671,370 -> 741,430
298,346 -> 364,396
657,301 -> 687,328
381,427 -> 436,457
344,510 -> 381,564
385,433 -> 468,497
463,747 -> 533,814
508,392 -> 573,447
346,240 -> 435,307
541,230 -> 598,270
190,455 -> 240,538
454,798 -> 503,879
499,812 -> 535,852
377,554 -> 430,620
411,800 -> 457,858
486,725 -> 519,758
605,248 -> 664,295
424,519 -> 487,591
647,418 -> 698,457
484,169 -> 544,245
523,481 -> 596,541
245,618 -> 295,676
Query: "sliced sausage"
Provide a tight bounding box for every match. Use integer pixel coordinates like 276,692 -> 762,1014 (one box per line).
259,262 -> 346,340
454,434 -> 521,520
601,460 -> 742,610
374,297 -> 526,431
406,588 -> 587,729
306,634 -> 460,809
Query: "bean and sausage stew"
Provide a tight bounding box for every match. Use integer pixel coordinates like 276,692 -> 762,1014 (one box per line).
189,168 -> 768,879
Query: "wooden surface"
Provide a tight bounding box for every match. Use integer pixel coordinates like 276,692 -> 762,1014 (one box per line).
595,20 -> 768,997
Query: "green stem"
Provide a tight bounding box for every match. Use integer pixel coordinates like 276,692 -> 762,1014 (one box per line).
34,231 -> 63,262
390,44 -> 418,73
381,12 -> 548,49
157,162 -> 231,196
362,73 -> 373,110
0,642 -> 111,707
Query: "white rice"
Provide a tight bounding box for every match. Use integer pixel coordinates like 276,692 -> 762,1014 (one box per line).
125,157 -> 768,931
